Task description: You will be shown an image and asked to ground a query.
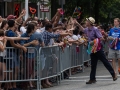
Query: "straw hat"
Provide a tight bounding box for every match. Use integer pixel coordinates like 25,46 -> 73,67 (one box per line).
86,17 -> 95,25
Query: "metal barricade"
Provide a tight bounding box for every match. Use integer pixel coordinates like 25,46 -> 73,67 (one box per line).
39,46 -> 60,82
60,46 -> 71,72
83,46 -> 90,62
104,40 -> 111,59
71,44 -> 84,68
0,44 -> 94,90
104,41 -> 109,53
0,47 -> 39,90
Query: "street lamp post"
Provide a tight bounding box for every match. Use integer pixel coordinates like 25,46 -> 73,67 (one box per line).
25,0 -> 28,20
59,0 -> 65,19
37,1 -> 40,18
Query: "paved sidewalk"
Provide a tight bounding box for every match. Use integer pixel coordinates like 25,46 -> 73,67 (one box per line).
44,61 -> 120,90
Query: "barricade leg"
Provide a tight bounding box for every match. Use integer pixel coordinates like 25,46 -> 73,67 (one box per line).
82,46 -> 85,72
38,48 -> 41,90
69,68 -> 72,76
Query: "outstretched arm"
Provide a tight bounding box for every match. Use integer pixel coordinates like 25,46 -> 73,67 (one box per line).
74,19 -> 84,31
5,37 -> 29,41
0,38 -> 7,52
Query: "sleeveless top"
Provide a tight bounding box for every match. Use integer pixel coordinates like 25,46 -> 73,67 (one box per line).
0,41 -> 6,57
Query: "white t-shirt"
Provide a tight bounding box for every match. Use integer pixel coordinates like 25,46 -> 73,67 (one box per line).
77,34 -> 81,38
66,35 -> 71,39
40,27 -> 45,32
48,39 -> 55,46
0,41 -> 6,57
36,29 -> 42,33
20,26 -> 26,34
72,35 -> 79,40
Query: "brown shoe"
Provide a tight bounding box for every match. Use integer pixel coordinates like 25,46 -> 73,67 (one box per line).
113,75 -> 117,81
46,82 -> 53,87
86,80 -> 97,84
42,84 -> 50,88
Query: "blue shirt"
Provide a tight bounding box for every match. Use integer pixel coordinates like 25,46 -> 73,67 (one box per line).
41,30 -> 60,46
21,32 -> 43,46
6,30 -> 17,47
20,31 -> 44,58
32,32 -> 44,49
109,27 -> 120,50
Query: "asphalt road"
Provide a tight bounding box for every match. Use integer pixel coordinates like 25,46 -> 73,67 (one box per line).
44,61 -> 120,90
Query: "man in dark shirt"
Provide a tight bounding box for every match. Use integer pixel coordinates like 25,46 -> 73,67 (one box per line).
6,20 -> 27,89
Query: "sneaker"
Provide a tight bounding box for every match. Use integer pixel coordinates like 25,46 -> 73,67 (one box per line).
42,84 -> 50,88
86,80 -> 97,84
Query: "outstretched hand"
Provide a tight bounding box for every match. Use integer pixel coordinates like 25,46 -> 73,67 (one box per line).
20,9 -> 26,16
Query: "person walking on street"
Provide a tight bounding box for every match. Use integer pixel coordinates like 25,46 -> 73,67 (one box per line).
108,18 -> 120,76
75,17 -> 117,84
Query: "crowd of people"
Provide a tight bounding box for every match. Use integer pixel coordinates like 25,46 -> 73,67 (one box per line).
0,8 -> 120,90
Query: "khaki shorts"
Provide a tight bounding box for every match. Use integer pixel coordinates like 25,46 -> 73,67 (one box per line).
108,48 -> 120,59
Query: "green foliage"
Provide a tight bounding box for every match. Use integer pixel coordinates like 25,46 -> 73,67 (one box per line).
64,0 -> 120,24
15,0 -> 40,3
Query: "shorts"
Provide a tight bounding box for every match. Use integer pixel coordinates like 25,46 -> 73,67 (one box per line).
5,52 -> 20,69
0,57 -> 13,69
0,57 -> 6,63
108,48 -> 120,59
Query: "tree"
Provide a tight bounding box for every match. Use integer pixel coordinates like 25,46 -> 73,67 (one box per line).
64,0 -> 120,24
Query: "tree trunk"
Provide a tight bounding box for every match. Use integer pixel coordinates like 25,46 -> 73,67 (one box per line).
51,0 -> 59,18
94,0 -> 100,24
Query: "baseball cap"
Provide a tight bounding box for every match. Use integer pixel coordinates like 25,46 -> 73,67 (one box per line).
7,15 -> 16,21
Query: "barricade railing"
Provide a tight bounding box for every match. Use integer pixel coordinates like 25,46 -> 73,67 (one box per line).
38,44 -> 91,89
60,45 -> 71,72
39,46 -> 60,79
36,42 -> 109,89
0,47 -> 39,90
70,44 -> 84,68
38,45 -> 61,89
104,41 -> 110,59
1,45 -> 91,90
83,45 -> 91,62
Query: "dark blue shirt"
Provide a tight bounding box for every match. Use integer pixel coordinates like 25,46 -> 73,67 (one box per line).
20,31 -> 44,48
6,30 -> 17,47
20,31 -> 44,58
